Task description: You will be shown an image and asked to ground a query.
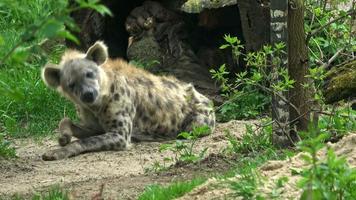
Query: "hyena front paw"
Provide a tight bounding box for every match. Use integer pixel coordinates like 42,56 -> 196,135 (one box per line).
42,148 -> 70,161
58,118 -> 73,146
58,134 -> 72,147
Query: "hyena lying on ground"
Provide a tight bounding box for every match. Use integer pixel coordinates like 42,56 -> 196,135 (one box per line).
41,41 -> 215,160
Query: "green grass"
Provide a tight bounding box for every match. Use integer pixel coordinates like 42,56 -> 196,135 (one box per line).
228,148 -> 291,198
138,178 -> 206,200
0,133 -> 16,158
139,124 -> 291,200
10,186 -> 69,200
0,0 -> 76,138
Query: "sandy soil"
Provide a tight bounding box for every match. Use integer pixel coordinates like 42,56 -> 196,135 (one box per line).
0,120 -> 251,199
178,132 -> 356,200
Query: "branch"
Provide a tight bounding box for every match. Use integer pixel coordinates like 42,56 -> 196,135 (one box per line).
252,82 -> 301,116
312,110 -> 353,118
306,9 -> 356,43
0,42 -> 24,66
321,48 -> 345,69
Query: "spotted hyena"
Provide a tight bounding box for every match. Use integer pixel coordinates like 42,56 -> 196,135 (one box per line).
41,41 -> 215,161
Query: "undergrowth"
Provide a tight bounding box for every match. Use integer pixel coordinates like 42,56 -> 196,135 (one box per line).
0,0 -> 111,158
138,178 -> 206,200
297,125 -> 356,199
11,186 -> 69,200
146,126 -> 211,173
0,133 -> 16,159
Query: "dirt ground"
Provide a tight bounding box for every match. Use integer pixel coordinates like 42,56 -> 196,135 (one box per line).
0,120 -> 252,199
178,132 -> 356,200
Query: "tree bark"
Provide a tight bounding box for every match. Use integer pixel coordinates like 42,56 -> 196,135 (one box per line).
270,0 -> 291,147
288,0 -> 311,133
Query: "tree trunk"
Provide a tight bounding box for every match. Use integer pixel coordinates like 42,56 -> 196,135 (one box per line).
270,0 -> 291,147
288,0 -> 311,133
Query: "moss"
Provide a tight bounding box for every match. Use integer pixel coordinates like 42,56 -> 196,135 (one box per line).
180,0 -> 237,13
323,60 -> 356,103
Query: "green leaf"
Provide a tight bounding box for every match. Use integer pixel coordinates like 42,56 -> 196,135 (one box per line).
57,30 -> 79,44
0,35 -> 3,45
159,143 -> 173,152
219,44 -> 230,49
178,132 -> 191,139
300,189 -> 323,200
41,20 -> 63,38
92,4 -> 113,16
223,34 -> 238,44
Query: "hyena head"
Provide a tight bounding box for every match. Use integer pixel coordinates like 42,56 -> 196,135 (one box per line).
42,41 -> 108,106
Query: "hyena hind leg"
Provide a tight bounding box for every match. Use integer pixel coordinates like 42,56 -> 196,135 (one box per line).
58,118 -> 104,146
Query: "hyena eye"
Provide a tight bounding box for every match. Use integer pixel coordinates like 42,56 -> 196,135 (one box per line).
86,71 -> 94,78
68,82 -> 75,90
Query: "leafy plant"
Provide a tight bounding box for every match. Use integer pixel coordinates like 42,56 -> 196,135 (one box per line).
138,178 -> 205,200
228,147 -> 292,200
269,176 -> 289,199
225,120 -> 273,155
144,160 -> 169,174
159,126 -> 211,164
305,0 -> 355,69
230,170 -> 263,199
11,186 -> 69,200
319,107 -> 356,134
0,133 -> 16,159
297,125 -> 356,199
211,35 -> 295,121
0,0 -> 111,138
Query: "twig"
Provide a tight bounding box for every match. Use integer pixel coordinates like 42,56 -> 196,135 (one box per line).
0,42 -> 24,67
312,110 -> 353,118
253,120 -> 275,133
288,109 -> 312,125
321,48 -> 345,69
312,37 -> 324,61
253,82 -> 301,116
322,0 -> 327,12
306,9 -> 356,43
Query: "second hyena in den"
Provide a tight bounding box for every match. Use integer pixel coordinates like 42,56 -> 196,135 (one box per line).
41,41 -> 215,160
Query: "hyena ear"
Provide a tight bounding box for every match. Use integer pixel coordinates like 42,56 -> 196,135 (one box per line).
42,63 -> 61,89
85,41 -> 108,66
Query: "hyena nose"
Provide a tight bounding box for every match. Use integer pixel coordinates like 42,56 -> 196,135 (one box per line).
81,91 -> 97,103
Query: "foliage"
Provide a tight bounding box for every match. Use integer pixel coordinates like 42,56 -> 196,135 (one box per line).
228,148 -> 291,199
12,186 -> 69,200
159,126 -> 211,164
0,0 -> 111,138
230,170 -> 263,199
225,119 -> 273,155
225,121 -> 292,199
318,107 -> 356,136
138,178 -> 205,200
129,59 -> 160,71
211,35 -> 295,121
269,176 -> 289,199
0,133 -> 16,158
305,0 -> 355,69
303,0 -> 355,107
297,125 -> 356,200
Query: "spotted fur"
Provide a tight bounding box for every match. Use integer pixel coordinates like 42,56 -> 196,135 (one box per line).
41,41 -> 215,160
